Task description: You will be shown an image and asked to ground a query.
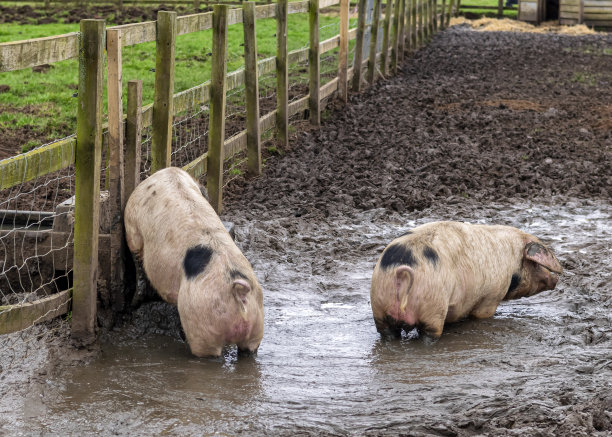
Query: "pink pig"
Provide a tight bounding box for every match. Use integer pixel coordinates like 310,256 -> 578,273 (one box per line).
370,221 -> 562,341
124,167 -> 264,357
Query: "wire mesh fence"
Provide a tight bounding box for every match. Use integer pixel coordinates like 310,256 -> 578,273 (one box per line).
0,137 -> 75,332
171,105 -> 210,172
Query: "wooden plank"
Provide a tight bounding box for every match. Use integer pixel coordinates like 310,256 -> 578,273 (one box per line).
256,3 -> 277,19
228,7 -> 244,26
243,2 -> 262,177
338,0 -> 349,102
113,21 -> 156,47
0,137 -> 75,190
207,5 -> 229,214
277,0 -> 289,147
368,0 -> 382,84
72,19 -> 105,345
309,0 -> 321,126
320,0 -> 340,7
106,28 -> 126,312
151,11 -> 177,174
289,0 -> 310,13
320,35 -> 340,53
125,80 -> 143,201
0,289 -> 72,335
352,0 -> 367,91
183,152 -> 208,180
177,12 -> 213,35
0,32 -> 78,72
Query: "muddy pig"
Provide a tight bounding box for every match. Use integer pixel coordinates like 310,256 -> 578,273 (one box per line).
124,167 -> 264,357
370,221 -> 562,341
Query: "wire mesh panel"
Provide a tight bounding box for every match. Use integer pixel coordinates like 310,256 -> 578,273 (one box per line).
0,138 -> 75,330
259,68 -> 277,118
225,82 -> 247,139
171,106 -> 210,172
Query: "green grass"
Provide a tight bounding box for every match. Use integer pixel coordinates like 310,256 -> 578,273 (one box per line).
458,0 -> 518,19
0,12 -> 348,149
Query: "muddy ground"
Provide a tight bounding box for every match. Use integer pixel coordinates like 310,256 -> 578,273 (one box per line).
1,24 -> 611,436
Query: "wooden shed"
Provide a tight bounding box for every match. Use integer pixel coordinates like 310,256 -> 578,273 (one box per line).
519,0 -> 612,27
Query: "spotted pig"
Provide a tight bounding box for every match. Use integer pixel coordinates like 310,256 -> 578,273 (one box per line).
370,221 -> 562,341
124,167 -> 264,357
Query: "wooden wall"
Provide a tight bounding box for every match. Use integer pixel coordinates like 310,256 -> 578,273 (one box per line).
519,0 -> 612,27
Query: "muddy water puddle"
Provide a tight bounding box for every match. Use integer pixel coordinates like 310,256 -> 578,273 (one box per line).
20,199 -> 612,435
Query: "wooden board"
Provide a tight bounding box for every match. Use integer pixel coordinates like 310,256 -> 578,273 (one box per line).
0,289 -> 71,335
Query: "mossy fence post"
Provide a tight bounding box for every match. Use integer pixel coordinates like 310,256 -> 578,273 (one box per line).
352,0 -> 367,92
368,0 -> 381,85
382,0 -> 393,76
243,2 -> 262,177
390,0 -> 401,73
106,28 -> 126,312
151,11 -> 177,174
338,0 -> 349,102
309,0 -> 321,126
398,0 -> 407,63
276,0 -> 289,147
72,19 -> 105,344
207,4 -> 229,214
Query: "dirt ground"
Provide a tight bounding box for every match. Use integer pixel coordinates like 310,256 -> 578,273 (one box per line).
1,22 -> 611,436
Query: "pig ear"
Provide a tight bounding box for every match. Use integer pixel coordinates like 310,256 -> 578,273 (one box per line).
232,279 -> 251,304
524,242 -> 563,273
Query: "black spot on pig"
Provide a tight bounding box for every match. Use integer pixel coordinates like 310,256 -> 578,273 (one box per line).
380,244 -> 417,270
183,245 -> 213,279
423,246 -> 439,266
506,273 -> 521,297
152,190 -> 156,196
230,270 -> 248,281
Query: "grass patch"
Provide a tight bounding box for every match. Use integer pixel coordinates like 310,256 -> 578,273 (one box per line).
0,11 -> 351,152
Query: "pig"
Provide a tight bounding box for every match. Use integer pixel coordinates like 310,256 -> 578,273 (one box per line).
370,221 -> 562,341
124,167 -> 264,357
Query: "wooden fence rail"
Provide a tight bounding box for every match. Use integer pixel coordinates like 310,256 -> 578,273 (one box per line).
0,0 -> 449,339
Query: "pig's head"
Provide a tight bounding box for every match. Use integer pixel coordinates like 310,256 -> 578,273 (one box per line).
505,239 -> 563,300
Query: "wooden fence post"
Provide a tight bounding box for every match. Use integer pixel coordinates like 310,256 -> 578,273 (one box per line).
433,0 -> 438,32
398,0 -> 406,62
309,0 -> 320,126
125,80 -> 143,200
151,11 -> 177,174
352,0 -> 367,91
578,0 -> 584,24
423,0 -> 429,41
419,0 -> 428,45
447,0 -> 455,27
429,0 -> 434,36
368,0 -> 381,84
418,0 -> 424,46
390,0 -> 401,74
243,2 -> 261,176
440,0 -> 446,29
338,0 -> 349,102
106,28 -> 126,311
72,19 -> 105,344
382,0 -> 393,76
276,0 -> 288,147
413,0 -> 418,46
207,5 -> 229,214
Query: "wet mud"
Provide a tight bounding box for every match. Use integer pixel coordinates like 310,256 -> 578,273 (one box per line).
1,26 -> 611,435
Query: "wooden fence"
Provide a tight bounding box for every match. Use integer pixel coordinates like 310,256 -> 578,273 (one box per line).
0,0 -> 452,342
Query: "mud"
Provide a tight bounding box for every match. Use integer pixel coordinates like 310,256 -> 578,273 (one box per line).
1,26 -> 611,435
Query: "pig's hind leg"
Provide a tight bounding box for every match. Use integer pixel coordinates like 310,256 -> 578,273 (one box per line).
130,252 -> 151,308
